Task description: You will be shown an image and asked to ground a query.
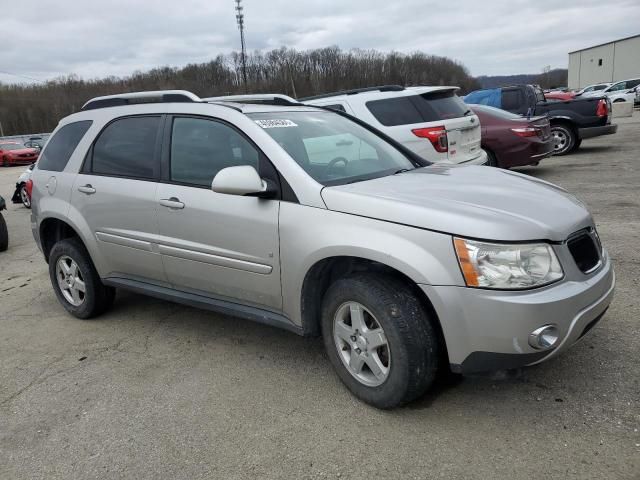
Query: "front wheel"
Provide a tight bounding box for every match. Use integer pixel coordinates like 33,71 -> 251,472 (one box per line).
2,157 -> 9,167
321,274 -> 440,409
550,124 -> 576,156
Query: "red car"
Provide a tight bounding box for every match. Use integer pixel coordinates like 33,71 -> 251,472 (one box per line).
0,142 -> 40,167
544,91 -> 576,101
470,104 -> 554,168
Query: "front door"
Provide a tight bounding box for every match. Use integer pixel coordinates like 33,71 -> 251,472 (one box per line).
155,116 -> 282,310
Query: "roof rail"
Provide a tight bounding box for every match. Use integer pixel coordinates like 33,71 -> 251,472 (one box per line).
81,90 -> 201,111
203,94 -> 301,106
299,85 -> 405,102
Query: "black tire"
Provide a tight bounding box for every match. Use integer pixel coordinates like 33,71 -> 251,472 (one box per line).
20,185 -> 31,209
0,213 -> 8,252
550,123 -> 576,156
2,157 -> 9,167
48,237 -> 115,319
484,149 -> 498,167
321,274 -> 439,409
571,138 -> 583,152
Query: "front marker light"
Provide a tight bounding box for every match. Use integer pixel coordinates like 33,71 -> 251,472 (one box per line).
453,238 -> 563,289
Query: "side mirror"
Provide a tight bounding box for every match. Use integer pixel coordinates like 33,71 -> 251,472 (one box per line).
211,165 -> 277,198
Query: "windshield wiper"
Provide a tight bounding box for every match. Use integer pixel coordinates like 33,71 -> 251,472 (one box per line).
463,109 -> 473,116
394,168 -> 411,175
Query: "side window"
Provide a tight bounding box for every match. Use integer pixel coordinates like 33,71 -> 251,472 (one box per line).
366,97 -> 423,126
38,121 -> 92,172
627,79 -> 640,89
608,82 -> 626,92
92,116 -> 160,179
170,117 -> 260,187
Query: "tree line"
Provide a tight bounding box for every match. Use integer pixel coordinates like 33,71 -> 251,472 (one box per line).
0,47 -> 480,136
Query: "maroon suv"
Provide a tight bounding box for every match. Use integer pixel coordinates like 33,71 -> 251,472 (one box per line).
470,104 -> 554,168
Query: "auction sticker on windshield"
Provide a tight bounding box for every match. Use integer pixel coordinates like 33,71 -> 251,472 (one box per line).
255,119 -> 298,128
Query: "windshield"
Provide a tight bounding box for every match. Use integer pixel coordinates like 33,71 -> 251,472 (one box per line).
248,111 -> 418,186
0,144 -> 23,151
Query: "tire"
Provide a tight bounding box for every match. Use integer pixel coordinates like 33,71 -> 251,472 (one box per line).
19,185 -> 31,209
484,149 -> 498,167
321,274 -> 440,409
0,213 -> 8,252
571,138 -> 583,152
48,237 -> 115,319
550,123 -> 576,156
2,157 -> 9,167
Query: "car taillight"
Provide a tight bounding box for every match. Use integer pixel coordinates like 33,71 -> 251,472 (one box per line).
26,179 -> 33,198
596,99 -> 608,117
510,127 -> 540,137
412,126 -> 448,153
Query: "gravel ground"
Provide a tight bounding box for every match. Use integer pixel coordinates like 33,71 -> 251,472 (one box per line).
0,116 -> 638,480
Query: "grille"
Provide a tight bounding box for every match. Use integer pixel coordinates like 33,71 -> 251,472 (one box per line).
567,231 -> 600,273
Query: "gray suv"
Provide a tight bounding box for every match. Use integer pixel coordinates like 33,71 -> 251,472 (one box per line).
31,90 -> 615,408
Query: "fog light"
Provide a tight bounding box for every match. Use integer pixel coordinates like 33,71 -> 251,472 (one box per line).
528,325 -> 559,350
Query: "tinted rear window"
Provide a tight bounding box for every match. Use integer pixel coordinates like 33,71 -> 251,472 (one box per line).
92,116 -> 160,179
38,121 -> 92,171
501,89 -> 524,110
366,91 -> 468,126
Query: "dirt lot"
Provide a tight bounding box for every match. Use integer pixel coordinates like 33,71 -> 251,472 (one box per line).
1,117 -> 638,480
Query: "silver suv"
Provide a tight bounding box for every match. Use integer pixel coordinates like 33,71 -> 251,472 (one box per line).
31,90 -> 615,408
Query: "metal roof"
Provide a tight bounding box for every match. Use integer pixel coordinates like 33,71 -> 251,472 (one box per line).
568,34 -> 640,54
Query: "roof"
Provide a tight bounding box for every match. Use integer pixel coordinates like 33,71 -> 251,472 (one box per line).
303,85 -> 459,104
568,33 -> 640,54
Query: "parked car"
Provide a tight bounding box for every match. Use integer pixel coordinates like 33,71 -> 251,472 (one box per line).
23,137 -> 45,151
0,142 -> 40,167
582,77 -> 640,98
0,195 -> 7,252
574,83 -> 611,96
32,90 -> 615,409
300,85 -> 487,166
464,84 -> 617,155
11,163 -> 35,208
608,88 -> 637,104
469,104 -> 553,168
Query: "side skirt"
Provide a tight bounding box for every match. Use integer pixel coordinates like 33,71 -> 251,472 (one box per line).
103,277 -> 304,335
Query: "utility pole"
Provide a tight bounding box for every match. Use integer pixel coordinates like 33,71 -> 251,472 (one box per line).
235,0 -> 248,92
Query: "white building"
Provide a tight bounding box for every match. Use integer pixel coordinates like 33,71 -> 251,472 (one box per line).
568,34 -> 640,89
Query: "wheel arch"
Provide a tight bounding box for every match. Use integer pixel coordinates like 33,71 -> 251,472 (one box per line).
39,216 -> 83,263
299,255 -> 448,360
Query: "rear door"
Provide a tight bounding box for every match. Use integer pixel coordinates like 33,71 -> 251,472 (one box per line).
71,115 -> 166,283
155,115 -> 282,310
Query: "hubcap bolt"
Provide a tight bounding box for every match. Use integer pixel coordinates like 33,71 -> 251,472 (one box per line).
355,348 -> 361,354
350,335 -> 356,341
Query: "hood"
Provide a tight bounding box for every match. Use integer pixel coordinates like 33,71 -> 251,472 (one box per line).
320,166 -> 592,242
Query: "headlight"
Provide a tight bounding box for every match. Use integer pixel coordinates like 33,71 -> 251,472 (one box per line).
453,238 -> 563,289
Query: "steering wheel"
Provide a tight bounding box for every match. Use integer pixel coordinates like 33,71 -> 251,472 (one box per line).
326,157 -> 348,173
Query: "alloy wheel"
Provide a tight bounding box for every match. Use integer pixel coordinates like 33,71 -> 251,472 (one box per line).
333,301 -> 390,387
20,187 -> 30,208
56,255 -> 86,306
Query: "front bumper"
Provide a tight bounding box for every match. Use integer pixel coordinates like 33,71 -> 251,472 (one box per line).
421,250 -> 615,374
578,124 -> 618,139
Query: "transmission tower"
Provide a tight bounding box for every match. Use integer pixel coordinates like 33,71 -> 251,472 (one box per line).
235,0 -> 248,91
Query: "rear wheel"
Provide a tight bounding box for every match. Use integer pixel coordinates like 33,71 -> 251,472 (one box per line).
48,237 -> 115,319
0,213 -> 8,252
19,185 -> 31,209
550,123 -> 575,156
321,274 -> 440,409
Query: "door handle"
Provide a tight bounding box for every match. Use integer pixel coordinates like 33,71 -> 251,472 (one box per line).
78,184 -> 96,194
159,197 -> 185,209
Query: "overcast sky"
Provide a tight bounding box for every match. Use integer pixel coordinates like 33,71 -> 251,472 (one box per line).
2,0 -> 640,85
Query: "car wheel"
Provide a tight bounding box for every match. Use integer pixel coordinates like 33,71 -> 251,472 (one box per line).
321,274 -> 439,409
484,149 -> 498,167
48,237 -> 115,319
0,213 -> 8,252
550,124 -> 575,156
19,185 -> 31,209
2,157 -> 9,167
